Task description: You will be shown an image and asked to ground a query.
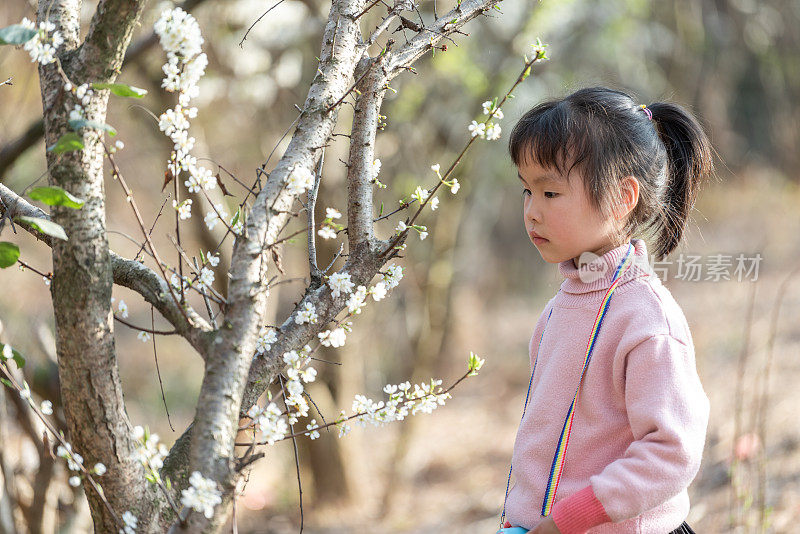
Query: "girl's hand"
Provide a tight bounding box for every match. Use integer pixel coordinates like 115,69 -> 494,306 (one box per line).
529,517 -> 562,534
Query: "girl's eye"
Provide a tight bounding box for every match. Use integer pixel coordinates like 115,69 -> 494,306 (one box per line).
544,192 -> 557,199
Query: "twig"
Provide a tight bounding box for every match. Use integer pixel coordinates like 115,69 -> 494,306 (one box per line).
239,0 -> 286,48
113,314 -> 177,335
279,374 -> 304,533
151,306 -> 174,431
103,144 -> 193,326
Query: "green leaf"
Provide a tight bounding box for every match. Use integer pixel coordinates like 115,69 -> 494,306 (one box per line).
15,216 -> 68,240
230,207 -> 241,227
0,24 -> 37,46
47,133 -> 84,154
0,378 -> 12,389
91,82 -> 147,98
28,186 -> 84,209
68,118 -> 117,136
0,242 -> 20,268
0,343 -> 25,368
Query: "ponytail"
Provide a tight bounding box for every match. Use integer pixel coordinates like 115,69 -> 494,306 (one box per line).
647,102 -> 714,260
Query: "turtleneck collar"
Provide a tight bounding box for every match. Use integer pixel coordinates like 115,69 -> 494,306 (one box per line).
555,238 -> 655,307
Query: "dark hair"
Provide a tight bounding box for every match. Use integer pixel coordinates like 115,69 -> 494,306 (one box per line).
507,86 -> 714,261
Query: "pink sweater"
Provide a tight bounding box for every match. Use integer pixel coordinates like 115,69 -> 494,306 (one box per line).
503,238 -> 710,534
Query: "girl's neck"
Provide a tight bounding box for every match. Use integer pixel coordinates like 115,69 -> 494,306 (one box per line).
571,238 -> 631,269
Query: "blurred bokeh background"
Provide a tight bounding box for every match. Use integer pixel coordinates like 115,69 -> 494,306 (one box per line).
1,0 -> 799,532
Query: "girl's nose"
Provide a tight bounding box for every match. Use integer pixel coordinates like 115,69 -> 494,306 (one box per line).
524,199 -> 541,223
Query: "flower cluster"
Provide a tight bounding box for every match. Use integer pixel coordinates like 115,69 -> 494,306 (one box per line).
154,7 -> 214,222
327,271 -> 355,299
318,321 -> 351,348
350,378 -> 451,429
285,164 -> 315,195
294,302 -> 318,325
468,99 -> 503,141
204,203 -> 237,232
317,207 -> 343,240
154,7 -> 206,94
20,18 -> 63,65
181,471 -> 222,519
120,511 -> 138,534
255,325 -> 278,354
346,285 -> 368,314
246,345 -> 317,444
131,426 -> 169,483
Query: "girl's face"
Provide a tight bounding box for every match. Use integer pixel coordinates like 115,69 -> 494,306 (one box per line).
517,157 -> 621,267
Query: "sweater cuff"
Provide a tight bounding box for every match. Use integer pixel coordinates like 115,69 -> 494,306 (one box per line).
550,485 -> 611,534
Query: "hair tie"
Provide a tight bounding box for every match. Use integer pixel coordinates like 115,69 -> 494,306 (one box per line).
639,103 -> 653,121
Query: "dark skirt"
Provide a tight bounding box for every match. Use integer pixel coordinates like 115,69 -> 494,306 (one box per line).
668,522 -> 696,534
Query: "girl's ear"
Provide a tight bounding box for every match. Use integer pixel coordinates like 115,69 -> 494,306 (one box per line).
613,175 -> 640,220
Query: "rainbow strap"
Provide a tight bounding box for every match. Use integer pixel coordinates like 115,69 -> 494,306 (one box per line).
500,242 -> 635,527
540,243 -> 635,516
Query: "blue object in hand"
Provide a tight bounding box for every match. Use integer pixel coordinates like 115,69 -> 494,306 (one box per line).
496,528 -> 529,534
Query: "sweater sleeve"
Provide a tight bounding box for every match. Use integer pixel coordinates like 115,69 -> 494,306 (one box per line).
552,333 -> 710,532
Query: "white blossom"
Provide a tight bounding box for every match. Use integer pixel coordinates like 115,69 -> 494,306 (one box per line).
69,476 -> 81,487
131,426 -> 169,474
118,300 -> 129,319
450,178 -> 460,194
481,100 -> 504,119
204,204 -> 228,231
197,267 -> 215,291
468,120 -> 486,138
317,226 -> 337,240
173,199 -> 192,220
346,285 -> 367,314
94,463 -> 107,475
255,326 -> 278,355
379,264 -> 404,290
305,420 -> 320,440
327,271 -> 354,298
283,350 -> 300,366
41,400 -> 53,415
255,402 -> 289,444
369,281 -> 387,301
371,158 -> 382,179
300,367 -> 317,383
430,197 -> 439,211
318,327 -> 346,348
20,18 -> 62,65
485,122 -> 502,141
207,252 -> 220,267
430,163 -> 441,174
294,302 -> 318,325
285,165 -> 315,195
395,220 -> 407,234
154,7 -> 204,60
412,186 -> 429,206
121,511 -> 138,534
325,207 -> 342,219
180,471 -> 222,519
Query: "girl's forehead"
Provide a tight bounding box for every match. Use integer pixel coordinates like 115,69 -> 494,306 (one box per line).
516,161 -> 573,185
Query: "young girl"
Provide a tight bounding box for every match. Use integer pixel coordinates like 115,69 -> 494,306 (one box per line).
496,87 -> 714,534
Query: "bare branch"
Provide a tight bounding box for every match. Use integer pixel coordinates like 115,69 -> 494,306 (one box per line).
0,183 -> 215,356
